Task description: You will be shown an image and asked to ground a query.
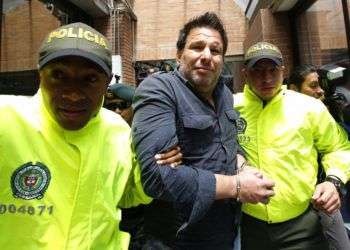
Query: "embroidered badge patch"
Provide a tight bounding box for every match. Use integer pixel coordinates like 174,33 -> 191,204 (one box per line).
236,117 -> 247,134
11,162 -> 51,200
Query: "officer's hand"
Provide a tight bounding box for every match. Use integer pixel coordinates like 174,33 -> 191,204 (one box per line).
238,167 -> 275,204
312,182 -> 340,214
154,146 -> 182,167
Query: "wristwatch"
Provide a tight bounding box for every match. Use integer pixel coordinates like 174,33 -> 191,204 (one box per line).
325,175 -> 346,199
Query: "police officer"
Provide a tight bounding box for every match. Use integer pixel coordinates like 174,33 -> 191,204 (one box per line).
0,22 -> 150,249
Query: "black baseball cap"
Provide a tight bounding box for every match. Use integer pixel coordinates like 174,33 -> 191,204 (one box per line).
245,42 -> 283,68
38,22 -> 112,77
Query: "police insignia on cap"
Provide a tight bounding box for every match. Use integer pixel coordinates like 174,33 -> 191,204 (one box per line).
236,118 -> 247,134
11,162 -> 51,200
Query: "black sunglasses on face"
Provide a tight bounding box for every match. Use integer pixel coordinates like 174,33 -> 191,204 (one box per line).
105,101 -> 131,110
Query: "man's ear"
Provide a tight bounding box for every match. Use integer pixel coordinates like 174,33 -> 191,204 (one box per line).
104,75 -> 113,89
38,70 -> 44,87
108,75 -> 113,85
241,67 -> 248,78
176,50 -> 183,64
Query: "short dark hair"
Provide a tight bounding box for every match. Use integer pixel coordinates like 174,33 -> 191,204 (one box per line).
287,64 -> 318,89
176,12 -> 228,55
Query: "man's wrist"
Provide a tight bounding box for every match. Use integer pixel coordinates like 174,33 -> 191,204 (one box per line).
325,175 -> 346,198
233,174 -> 241,202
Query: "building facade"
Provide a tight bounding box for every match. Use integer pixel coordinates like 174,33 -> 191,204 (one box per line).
0,0 -> 137,94
1,0 -> 349,94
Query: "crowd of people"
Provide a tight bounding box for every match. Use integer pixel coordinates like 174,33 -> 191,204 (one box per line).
1,11 -> 350,250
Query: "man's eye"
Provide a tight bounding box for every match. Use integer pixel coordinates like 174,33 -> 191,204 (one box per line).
191,46 -> 202,51
309,82 -> 319,88
211,48 -> 221,54
190,44 -> 204,51
52,70 -> 66,80
85,75 -> 99,84
252,67 -> 262,72
88,76 -> 97,82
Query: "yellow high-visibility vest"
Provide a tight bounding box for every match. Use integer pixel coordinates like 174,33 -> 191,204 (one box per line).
0,92 -> 151,249
234,85 -> 350,223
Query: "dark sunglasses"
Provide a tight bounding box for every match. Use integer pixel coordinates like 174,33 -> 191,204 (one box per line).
105,101 -> 131,110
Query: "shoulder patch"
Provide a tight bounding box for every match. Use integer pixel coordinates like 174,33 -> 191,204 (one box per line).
11,162 -> 51,200
236,117 -> 247,134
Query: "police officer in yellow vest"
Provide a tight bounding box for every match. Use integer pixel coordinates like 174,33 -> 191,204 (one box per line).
0,22 -> 150,249
235,42 -> 350,250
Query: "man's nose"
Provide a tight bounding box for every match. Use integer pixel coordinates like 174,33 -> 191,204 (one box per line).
200,47 -> 212,61
62,91 -> 83,102
261,70 -> 273,82
317,87 -> 325,95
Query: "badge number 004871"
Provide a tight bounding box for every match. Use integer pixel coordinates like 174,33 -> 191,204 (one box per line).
0,203 -> 53,216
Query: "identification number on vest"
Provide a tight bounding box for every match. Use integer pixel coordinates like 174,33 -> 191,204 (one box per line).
238,134 -> 251,143
0,203 -> 53,216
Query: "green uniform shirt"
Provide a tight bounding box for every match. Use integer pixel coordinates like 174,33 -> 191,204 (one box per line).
234,85 -> 350,223
0,92 -> 151,249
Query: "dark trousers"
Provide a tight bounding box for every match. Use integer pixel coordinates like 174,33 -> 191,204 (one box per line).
241,207 -> 329,250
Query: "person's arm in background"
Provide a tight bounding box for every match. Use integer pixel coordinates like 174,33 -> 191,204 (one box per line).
132,76 -> 275,225
311,101 -> 350,214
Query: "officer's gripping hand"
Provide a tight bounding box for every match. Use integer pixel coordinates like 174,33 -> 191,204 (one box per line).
238,167 -> 275,205
312,182 -> 340,214
154,146 -> 182,168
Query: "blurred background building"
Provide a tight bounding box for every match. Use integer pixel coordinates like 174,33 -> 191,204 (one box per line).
0,0 -> 349,94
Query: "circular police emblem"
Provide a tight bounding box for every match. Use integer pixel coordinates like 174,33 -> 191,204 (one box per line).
11,162 -> 51,200
236,118 -> 247,134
